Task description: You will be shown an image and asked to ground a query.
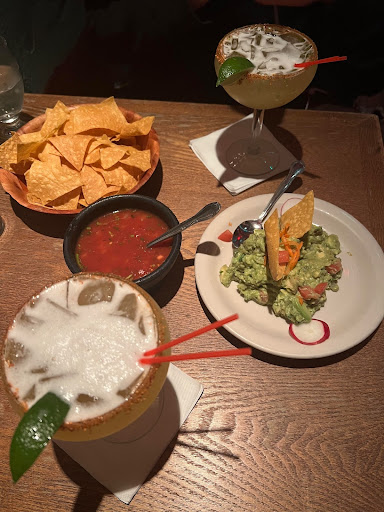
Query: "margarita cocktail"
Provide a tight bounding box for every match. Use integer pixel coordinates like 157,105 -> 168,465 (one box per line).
1,273 -> 170,442
215,24 -> 317,175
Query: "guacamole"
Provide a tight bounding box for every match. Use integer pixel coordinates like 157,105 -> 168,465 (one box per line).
219,225 -> 343,324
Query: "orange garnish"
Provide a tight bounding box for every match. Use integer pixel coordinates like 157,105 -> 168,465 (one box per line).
279,222 -> 304,275
279,224 -> 289,238
285,241 -> 303,274
282,237 -> 294,256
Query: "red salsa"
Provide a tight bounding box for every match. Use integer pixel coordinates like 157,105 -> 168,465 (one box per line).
75,209 -> 172,279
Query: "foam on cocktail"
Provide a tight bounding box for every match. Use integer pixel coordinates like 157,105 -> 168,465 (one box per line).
221,25 -> 312,76
4,277 -> 157,423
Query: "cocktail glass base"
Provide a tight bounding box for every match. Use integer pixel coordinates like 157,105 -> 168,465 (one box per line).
0,117 -> 23,142
226,137 -> 280,176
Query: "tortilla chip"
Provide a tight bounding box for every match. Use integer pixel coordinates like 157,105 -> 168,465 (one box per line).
281,190 -> 314,238
111,135 -> 136,146
97,163 -> 139,192
103,185 -> 121,197
80,165 -> 110,204
25,160 -> 82,205
117,144 -> 140,154
119,116 -> 154,137
84,148 -> 100,165
87,135 -> 113,152
48,186 -> 81,210
37,141 -> 62,162
78,197 -> 88,207
27,192 -> 45,206
37,153 -> 62,167
18,132 -> 43,144
120,149 -> 151,172
10,159 -> 32,175
64,97 -> 127,135
17,132 -> 44,163
40,101 -> 70,138
0,133 -> 20,171
99,145 -> 127,169
49,134 -> 93,171
265,209 -> 285,281
122,165 -> 144,182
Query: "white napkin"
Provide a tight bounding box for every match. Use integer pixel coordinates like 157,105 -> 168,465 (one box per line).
54,364 -> 203,504
189,113 -> 296,195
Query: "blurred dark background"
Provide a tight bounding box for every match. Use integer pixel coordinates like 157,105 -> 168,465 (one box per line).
1,0 -> 384,124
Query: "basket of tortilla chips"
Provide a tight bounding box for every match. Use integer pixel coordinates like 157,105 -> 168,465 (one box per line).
0,97 -> 160,214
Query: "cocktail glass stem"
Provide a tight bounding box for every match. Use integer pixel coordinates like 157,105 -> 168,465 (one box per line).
247,108 -> 265,155
225,108 -> 280,177
252,109 -> 264,140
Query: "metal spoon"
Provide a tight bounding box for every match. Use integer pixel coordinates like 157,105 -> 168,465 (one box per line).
232,160 -> 306,249
147,202 -> 221,248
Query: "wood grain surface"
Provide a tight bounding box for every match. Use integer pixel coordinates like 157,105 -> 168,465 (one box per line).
1,93 -> 383,512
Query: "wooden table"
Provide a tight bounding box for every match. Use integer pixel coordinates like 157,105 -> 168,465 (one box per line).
1,94 -> 383,512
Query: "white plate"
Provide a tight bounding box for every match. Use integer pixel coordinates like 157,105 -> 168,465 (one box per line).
195,194 -> 384,359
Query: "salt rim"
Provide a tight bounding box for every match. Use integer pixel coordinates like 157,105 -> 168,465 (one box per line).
216,24 -> 317,77
4,275 -> 158,423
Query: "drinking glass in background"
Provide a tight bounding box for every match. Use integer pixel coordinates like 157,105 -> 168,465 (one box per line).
215,24 -> 317,176
0,36 -> 24,141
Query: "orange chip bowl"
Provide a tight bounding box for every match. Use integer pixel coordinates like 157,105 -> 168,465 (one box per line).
0,104 -> 160,215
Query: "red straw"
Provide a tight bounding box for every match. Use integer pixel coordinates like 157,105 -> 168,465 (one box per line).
139,347 -> 252,365
143,313 -> 239,357
294,56 -> 347,68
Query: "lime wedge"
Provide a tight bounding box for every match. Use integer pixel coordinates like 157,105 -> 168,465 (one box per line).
216,56 -> 255,87
10,392 -> 70,483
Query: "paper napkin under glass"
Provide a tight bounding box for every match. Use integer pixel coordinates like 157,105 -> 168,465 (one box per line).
54,364 -> 203,505
189,113 -> 296,195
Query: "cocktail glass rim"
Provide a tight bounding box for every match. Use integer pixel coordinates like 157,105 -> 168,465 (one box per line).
1,272 -> 170,442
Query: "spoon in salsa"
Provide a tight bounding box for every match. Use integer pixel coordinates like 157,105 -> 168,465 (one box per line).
147,202 -> 221,248
232,160 -> 305,249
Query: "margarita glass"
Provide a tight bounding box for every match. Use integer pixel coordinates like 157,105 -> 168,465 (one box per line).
215,24 -> 318,176
1,273 -> 170,442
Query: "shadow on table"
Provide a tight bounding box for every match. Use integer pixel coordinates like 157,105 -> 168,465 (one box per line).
10,197 -> 75,238
53,445 -> 109,511
132,159 -> 163,200
197,290 -> 373,368
150,252 -> 184,307
213,107 -> 304,186
53,379 -> 180,511
175,429 -> 239,459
